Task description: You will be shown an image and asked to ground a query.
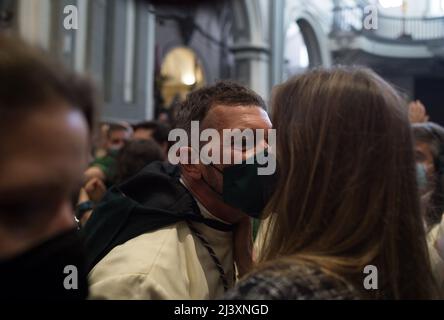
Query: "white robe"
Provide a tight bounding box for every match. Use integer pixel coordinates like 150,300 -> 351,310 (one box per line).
88,201 -> 235,300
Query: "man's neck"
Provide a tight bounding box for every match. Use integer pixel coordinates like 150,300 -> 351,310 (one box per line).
180,175 -> 243,225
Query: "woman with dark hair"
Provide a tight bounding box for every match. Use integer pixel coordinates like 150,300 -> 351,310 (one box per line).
226,67 -> 438,300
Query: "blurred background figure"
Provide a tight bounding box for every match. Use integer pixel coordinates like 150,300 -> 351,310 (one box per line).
78,121 -> 171,227
86,122 -> 132,186
0,35 -> 96,299
412,122 -> 444,227
0,0 -> 443,301
114,139 -> 165,185
133,121 -> 171,159
227,67 -> 439,300
106,122 -> 133,151
413,122 -> 444,294
78,122 -> 132,226
1,0 -> 443,127
77,139 -> 164,227
92,123 -> 111,159
156,109 -> 173,125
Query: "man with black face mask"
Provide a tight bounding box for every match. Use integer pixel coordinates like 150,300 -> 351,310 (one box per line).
0,36 -> 95,299
83,81 -> 276,299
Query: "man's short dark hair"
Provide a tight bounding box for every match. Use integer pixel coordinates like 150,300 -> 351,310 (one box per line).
0,35 -> 97,133
174,81 -> 267,136
133,121 -> 171,145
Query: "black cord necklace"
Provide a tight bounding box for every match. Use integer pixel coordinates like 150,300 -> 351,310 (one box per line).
186,221 -> 230,292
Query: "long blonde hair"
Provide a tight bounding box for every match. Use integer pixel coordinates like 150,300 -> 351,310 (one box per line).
258,67 -> 438,299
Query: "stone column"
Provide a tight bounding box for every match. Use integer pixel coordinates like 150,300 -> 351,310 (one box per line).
269,0 -> 285,89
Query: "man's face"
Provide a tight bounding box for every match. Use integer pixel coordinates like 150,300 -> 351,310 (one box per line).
107,129 -> 130,151
200,105 -> 272,197
0,104 -> 89,258
415,141 -> 436,179
133,128 -> 154,141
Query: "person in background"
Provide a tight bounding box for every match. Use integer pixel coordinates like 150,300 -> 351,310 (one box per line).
226,67 -> 438,300
157,111 -> 170,124
412,122 -> 444,227
76,177 -> 107,227
133,121 -> 171,159
77,140 -> 165,227
429,215 -> 444,294
0,35 -> 96,299
114,139 -> 165,185
412,122 -> 444,294
78,123 -> 132,225
87,123 -> 132,185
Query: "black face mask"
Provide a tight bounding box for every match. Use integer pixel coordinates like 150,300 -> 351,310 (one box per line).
203,149 -> 278,219
0,228 -> 89,300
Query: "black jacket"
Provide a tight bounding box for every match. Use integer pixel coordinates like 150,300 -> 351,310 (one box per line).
82,161 -> 232,272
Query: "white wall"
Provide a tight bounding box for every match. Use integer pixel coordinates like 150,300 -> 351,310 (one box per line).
377,0 -> 444,17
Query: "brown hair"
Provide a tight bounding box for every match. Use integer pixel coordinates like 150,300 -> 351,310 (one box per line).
258,67 -> 438,299
174,81 -> 266,139
0,34 -> 97,132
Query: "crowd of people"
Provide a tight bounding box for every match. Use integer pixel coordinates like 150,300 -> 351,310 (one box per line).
2,34 -> 444,300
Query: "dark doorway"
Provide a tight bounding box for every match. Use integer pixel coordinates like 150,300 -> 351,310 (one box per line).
415,77 -> 444,126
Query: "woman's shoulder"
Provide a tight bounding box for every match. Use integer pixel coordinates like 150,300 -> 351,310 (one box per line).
225,261 -> 359,300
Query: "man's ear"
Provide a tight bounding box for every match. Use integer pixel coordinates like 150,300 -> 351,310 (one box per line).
179,146 -> 202,180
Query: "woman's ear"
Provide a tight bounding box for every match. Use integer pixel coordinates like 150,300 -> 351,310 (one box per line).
179,146 -> 202,180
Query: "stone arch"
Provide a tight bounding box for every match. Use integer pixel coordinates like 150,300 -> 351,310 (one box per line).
291,10 -> 332,68
296,18 -> 323,68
